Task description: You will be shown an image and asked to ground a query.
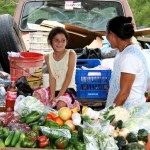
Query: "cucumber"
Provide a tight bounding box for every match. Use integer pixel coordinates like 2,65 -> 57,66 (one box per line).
5,131 -> 15,146
15,132 -> 25,147
11,130 -> 21,147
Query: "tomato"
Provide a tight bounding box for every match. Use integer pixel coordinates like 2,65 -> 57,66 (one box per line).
46,115 -> 54,120
46,112 -> 57,121
48,112 -> 57,118
54,116 -> 64,126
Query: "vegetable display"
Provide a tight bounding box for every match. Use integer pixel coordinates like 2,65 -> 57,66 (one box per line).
1,102 -> 150,149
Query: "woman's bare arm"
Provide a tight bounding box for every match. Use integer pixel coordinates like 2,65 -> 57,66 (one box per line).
45,54 -> 56,99
114,72 -> 135,106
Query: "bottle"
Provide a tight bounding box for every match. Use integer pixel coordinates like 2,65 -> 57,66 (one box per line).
5,77 -> 17,111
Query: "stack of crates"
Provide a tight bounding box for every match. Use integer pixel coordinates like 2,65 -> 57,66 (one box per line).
29,32 -> 53,54
76,59 -> 111,100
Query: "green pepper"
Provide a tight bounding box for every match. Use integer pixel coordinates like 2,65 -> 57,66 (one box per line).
66,144 -> 76,150
48,143 -> 57,149
21,137 -> 30,148
44,120 -> 60,129
31,140 -> 38,148
3,127 -> 10,139
19,116 -> 26,123
61,124 -> 71,131
74,141 -> 86,150
38,113 -> 47,125
55,137 -> 69,149
0,127 -> 10,140
31,123 -> 40,131
76,125 -> 84,142
27,130 -> 39,138
21,135 -> 38,148
27,139 -> 37,148
70,132 -> 78,145
26,114 -> 41,124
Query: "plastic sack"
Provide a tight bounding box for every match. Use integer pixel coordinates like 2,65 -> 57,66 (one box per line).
0,86 -> 6,107
128,103 -> 150,117
16,76 -> 33,96
14,95 -> 45,116
44,106 -> 58,115
84,132 -> 99,150
98,132 -> 118,150
123,117 -> 150,134
40,126 -> 71,139
83,121 -> 117,150
7,51 -> 24,58
0,71 -> 10,87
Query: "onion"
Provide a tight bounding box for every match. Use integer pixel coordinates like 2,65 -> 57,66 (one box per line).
111,130 -> 119,138
65,120 -> 75,131
58,107 -> 72,121
118,128 -> 129,138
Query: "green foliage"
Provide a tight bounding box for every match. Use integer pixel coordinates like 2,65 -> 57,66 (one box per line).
0,0 -> 18,15
128,0 -> 150,27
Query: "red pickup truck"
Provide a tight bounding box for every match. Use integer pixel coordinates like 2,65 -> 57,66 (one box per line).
0,0 -> 138,73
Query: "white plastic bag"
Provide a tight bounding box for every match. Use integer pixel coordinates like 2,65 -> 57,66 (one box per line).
123,117 -> 150,134
14,95 -> 45,116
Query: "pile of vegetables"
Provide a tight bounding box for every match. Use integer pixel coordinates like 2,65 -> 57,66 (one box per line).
111,119 -> 148,150
1,101 -> 150,149
0,107 -> 86,149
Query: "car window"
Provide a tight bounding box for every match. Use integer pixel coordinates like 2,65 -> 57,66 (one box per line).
20,1 -> 124,31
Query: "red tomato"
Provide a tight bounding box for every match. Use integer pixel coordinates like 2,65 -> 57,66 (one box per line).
46,112 -> 57,120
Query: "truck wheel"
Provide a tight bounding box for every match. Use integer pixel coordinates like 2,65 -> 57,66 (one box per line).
0,14 -> 26,73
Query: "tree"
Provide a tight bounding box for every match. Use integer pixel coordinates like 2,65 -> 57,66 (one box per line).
0,0 -> 18,15
128,0 -> 150,27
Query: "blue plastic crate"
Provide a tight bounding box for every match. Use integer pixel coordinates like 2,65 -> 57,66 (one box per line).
76,59 -> 111,99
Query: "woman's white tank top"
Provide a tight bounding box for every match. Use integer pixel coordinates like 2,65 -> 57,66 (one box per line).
49,50 -> 76,91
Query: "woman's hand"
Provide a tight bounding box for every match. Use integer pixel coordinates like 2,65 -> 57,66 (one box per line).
49,96 -> 57,107
50,96 -> 56,102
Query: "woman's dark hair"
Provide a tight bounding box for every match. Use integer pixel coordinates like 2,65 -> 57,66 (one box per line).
106,16 -> 134,40
47,27 -> 69,44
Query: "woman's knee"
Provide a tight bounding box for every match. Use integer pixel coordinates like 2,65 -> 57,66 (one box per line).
56,100 -> 67,110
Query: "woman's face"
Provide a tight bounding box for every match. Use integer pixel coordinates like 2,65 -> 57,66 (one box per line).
106,31 -> 117,49
51,33 -> 67,51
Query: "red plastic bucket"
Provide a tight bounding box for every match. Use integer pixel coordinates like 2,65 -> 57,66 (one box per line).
8,52 -> 44,90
